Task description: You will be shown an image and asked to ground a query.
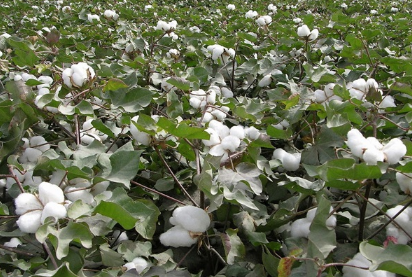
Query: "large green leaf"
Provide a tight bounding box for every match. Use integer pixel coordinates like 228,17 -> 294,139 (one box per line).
316,158 -> 382,181
94,187 -> 160,239
219,229 -> 245,265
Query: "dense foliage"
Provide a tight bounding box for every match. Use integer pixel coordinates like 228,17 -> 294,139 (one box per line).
1,0 -> 412,276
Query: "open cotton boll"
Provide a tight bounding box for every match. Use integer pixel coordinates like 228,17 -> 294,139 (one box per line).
160,225 -> 198,247
62,68 -> 73,87
297,24 -> 311,37
385,205 -> 412,244
37,76 -> 53,89
209,144 -> 226,156
346,129 -> 369,157
379,96 -> 396,109
220,135 -> 241,152
245,126 -> 260,140
170,206 -> 210,233
227,4 -> 235,10
202,129 -> 221,147
4,238 -> 22,248
16,210 -> 42,233
124,257 -> 148,273
256,15 -> 272,26
245,10 -> 258,19
362,147 -> 385,165
87,14 -> 100,22
221,87 -> 233,98
210,108 -> 227,121
209,120 -> 230,139
130,117 -> 151,146
207,45 -> 225,61
15,193 -> 42,215
41,202 -> 67,223
308,29 -> 319,41
230,126 -> 245,140
19,147 -> 43,163
290,218 -> 311,238
30,136 -> 50,152
273,148 -> 286,161
396,172 -> 412,195
38,182 -> 65,204
383,138 -> 406,164
314,89 -> 327,103
282,152 -> 301,171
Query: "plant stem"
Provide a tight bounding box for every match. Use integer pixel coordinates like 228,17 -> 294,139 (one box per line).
155,146 -> 199,207
130,180 -> 186,205
43,242 -> 58,269
358,179 -> 373,241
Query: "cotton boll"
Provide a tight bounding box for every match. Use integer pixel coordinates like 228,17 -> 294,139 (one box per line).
130,118 -> 151,146
314,89 -> 327,103
41,202 -> 67,223
379,96 -> 396,109
87,14 -> 100,23
273,148 -> 286,161
220,135 -> 241,152
65,186 -> 94,204
346,129 -> 369,157
350,78 -> 368,93
230,126 -> 245,140
21,73 -> 37,82
202,129 -> 221,147
290,218 -> 311,238
245,126 -> 260,140
221,87 -> 233,98
396,172 -> 412,195
160,225 -> 198,247
30,136 -> 50,152
209,120 -> 230,139
282,152 -> 301,171
16,210 -> 42,233
385,205 -> 412,244
15,193 -> 42,215
342,253 -> 373,277
201,112 -> 214,123
4,238 -> 22,248
209,144 -> 226,156
170,206 -> 210,233
308,29 -> 319,41
297,24 -> 311,37
362,147 -> 384,165
245,10 -> 258,19
37,76 -> 53,89
124,257 -> 148,273
62,68 -> 73,88
207,45 -> 225,61
38,182 -> 65,204
210,109 -> 227,121
227,4 -> 235,10
383,138 -> 406,164
21,147 -> 43,163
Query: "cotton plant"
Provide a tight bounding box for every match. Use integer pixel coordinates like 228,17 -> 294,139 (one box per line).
62,62 -> 96,89
87,14 -> 100,23
342,252 -> 395,277
14,182 -> 67,233
255,15 -> 272,27
314,83 -> 342,104
245,10 -> 258,19
159,206 -> 210,247
226,4 -> 235,10
346,129 -> 406,165
206,44 -> 235,63
272,148 -> 301,172
123,257 -> 149,274
103,10 -> 119,20
290,207 -> 336,238
155,20 -> 177,32
297,24 -> 319,41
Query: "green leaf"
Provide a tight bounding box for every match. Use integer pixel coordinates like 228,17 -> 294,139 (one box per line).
166,77 -> 190,91
360,242 -> 412,277
267,125 -> 292,140
100,142 -> 142,188
317,158 -> 382,181
262,246 -> 280,277
220,229 -> 245,265
345,34 -> 363,50
307,195 -> 337,259
157,117 -> 209,140
55,221 -> 93,259
103,78 -> 128,91
94,187 -> 160,239
109,87 -> 152,113
75,100 -> 94,116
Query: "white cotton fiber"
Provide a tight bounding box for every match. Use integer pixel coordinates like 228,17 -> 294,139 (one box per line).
396,172 -> 412,195
21,147 -> 43,163
41,202 -> 67,223
385,205 -> 412,244
362,147 -> 385,165
342,252 -> 395,277
209,120 -> 230,138
159,225 -> 198,247
38,182 -> 65,204
170,206 -> 210,233
220,135 -> 241,152
245,126 -> 260,140
15,193 -> 42,215
16,210 -> 42,233
230,126 -> 245,140
209,144 -> 226,156
282,152 -> 301,171
273,148 -> 286,161
4,238 -> 22,248
383,138 -> 406,164
290,218 -> 311,238
346,129 -> 369,157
